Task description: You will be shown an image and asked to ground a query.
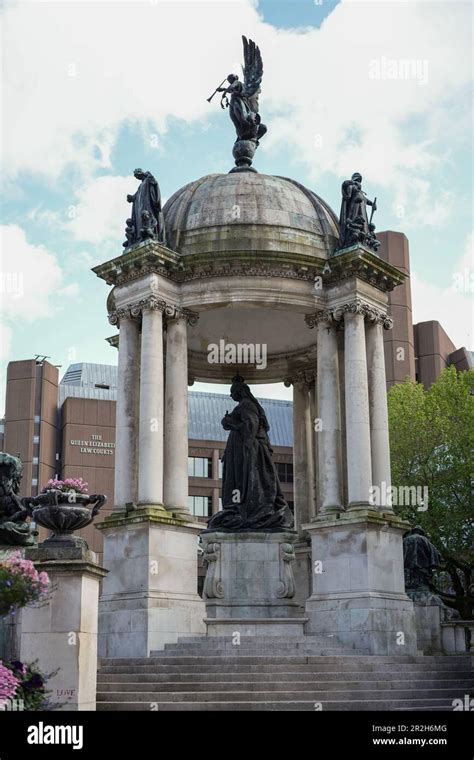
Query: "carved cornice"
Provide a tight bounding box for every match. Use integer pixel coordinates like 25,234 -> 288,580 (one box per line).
285,370 -> 317,386
108,297 -> 199,327
305,298 -> 393,331
326,244 -> 405,292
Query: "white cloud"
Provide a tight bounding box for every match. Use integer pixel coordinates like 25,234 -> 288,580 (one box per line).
411,233 -> 474,350
0,225 -> 79,323
2,0 -> 471,233
66,175 -> 133,246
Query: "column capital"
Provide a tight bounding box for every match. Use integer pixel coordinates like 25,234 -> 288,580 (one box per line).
306,299 -> 393,331
284,370 -> 316,387
108,298 -> 199,327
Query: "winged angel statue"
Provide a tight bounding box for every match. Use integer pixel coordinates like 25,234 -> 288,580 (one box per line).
209,36 -> 267,171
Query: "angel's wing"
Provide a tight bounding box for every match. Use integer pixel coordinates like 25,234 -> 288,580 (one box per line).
242,36 -> 263,112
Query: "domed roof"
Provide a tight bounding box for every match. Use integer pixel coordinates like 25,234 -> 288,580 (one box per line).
163,172 -> 339,260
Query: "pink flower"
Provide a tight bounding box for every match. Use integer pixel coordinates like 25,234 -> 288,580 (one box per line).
0,662 -> 19,701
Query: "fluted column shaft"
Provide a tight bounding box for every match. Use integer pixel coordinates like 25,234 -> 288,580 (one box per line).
292,380 -> 311,530
114,316 -> 140,510
138,306 -> 164,505
366,319 -> 392,511
316,321 -> 343,513
164,317 -> 190,513
344,311 -> 372,507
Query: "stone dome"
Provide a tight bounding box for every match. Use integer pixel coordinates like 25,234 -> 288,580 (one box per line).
163,172 -> 340,260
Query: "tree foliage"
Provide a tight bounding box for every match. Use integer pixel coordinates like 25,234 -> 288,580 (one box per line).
388,367 -> 474,618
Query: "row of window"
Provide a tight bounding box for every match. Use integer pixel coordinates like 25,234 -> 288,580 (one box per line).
188,457 -> 294,483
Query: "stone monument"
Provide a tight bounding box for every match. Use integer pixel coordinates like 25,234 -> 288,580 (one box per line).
92,35 -> 418,656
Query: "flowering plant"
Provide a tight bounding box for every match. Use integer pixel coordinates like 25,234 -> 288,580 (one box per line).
0,660 -> 20,703
0,659 -> 57,711
41,478 -> 88,495
0,552 -> 50,617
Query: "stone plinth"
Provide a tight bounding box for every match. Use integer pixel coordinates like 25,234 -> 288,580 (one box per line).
19,544 -> 107,711
201,531 -> 307,636
97,508 -> 205,657
304,511 -> 418,655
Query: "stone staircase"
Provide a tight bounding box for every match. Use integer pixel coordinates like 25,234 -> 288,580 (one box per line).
97,637 -> 473,711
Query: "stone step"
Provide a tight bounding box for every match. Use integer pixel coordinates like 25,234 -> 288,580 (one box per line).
155,648 -> 366,657
96,697 -> 460,711
97,669 -> 474,688
101,654 -> 472,665
98,663 -> 472,677
96,678 -> 474,692
96,686 -> 472,702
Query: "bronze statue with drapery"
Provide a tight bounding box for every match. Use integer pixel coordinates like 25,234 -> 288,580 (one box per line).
205,375 -> 294,532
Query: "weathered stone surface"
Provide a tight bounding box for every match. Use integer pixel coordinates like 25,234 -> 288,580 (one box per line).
304,513 -> 418,654
98,516 -> 205,657
20,545 -> 107,710
201,531 -> 306,636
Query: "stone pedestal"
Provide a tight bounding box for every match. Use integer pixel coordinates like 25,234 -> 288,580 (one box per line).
304,511 -> 418,654
19,544 -> 107,711
201,531 -> 307,636
97,508 -> 205,657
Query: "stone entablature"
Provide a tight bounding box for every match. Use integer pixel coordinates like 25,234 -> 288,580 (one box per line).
92,240 -> 405,294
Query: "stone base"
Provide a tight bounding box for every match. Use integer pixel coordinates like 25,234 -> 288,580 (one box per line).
201,531 -> 306,636
97,509 -> 205,657
303,511 -> 418,655
293,538 -> 311,609
20,544 -> 107,711
413,604 -> 443,654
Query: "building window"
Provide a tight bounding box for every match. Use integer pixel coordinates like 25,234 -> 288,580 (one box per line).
34,415 -> 40,423
31,478 -> 38,486
187,495 -> 212,517
188,457 -> 212,478
218,459 -> 224,478
32,457 -> 39,465
33,435 -> 40,443
276,462 -> 293,483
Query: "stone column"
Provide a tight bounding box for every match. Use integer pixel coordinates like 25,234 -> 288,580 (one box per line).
138,301 -> 164,506
316,319 -> 343,513
304,379 -> 316,520
111,312 -> 139,510
309,380 -> 317,516
292,379 -> 310,530
164,314 -> 190,514
366,318 -> 393,511
344,308 -> 372,508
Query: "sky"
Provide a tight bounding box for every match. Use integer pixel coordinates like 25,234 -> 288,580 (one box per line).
1,0 -> 473,412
